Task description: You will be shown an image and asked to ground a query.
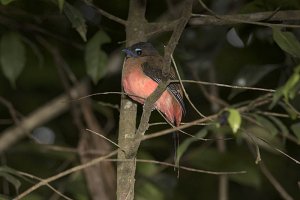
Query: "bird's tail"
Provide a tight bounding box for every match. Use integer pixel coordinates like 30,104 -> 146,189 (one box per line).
172,131 -> 180,177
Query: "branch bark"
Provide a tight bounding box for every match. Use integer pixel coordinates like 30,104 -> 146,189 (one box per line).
117,0 -> 147,199
147,10 -> 300,38
189,10 -> 300,26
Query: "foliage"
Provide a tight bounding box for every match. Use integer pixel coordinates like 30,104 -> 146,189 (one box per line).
0,31 -> 26,87
0,0 -> 299,200
85,30 -> 111,84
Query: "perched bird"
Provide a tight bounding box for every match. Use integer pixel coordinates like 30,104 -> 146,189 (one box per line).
122,42 -> 185,126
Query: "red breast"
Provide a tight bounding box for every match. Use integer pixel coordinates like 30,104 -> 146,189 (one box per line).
122,42 -> 184,126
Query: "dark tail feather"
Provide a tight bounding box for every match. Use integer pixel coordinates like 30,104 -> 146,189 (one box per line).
172,132 -> 180,177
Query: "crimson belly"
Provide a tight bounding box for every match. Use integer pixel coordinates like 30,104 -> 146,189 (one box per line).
123,69 -> 182,125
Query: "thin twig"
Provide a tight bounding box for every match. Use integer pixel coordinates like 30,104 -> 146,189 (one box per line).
244,116 -> 300,163
0,96 -> 21,125
247,143 -> 294,200
75,80 -> 275,115
75,91 -> 139,101
144,93 -> 273,141
285,101 -> 300,117
106,158 -> 246,175
157,110 -> 230,141
97,101 -> 120,111
85,128 -> 125,152
42,145 -> 78,153
198,0 -> 216,16
255,111 -> 297,118
258,136 -> 300,165
14,150 -> 118,200
16,171 -> 72,200
171,80 -> 276,92
243,115 -> 299,155
148,9 -> 300,38
248,139 -> 293,200
191,14 -> 300,28
252,111 -> 300,144
244,130 -> 261,164
82,0 -> 126,25
190,66 -> 229,108
190,7 -> 300,29
143,114 -> 218,141
171,55 -> 206,118
259,162 -> 294,200
41,144 -> 111,157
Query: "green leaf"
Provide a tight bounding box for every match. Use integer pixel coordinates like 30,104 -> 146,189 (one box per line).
254,115 -> 278,136
0,32 -> 26,87
63,2 -> 87,42
273,27 -> 300,58
269,87 -> 284,109
288,80 -> 300,99
270,65 -> 300,108
85,30 -> 110,84
290,123 -> 300,142
0,0 -> 15,5
0,171 -> 21,193
245,125 -> 285,153
268,116 -> 289,136
136,182 -> 164,200
282,72 -> 299,100
227,108 -> 242,133
279,102 -> 298,120
0,166 -> 31,183
137,151 -> 158,176
57,0 -> 65,12
21,36 -> 44,69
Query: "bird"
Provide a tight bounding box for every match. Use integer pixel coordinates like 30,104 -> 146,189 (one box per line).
122,42 -> 185,127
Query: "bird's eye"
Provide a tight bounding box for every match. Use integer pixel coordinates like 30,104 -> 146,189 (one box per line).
135,48 -> 142,55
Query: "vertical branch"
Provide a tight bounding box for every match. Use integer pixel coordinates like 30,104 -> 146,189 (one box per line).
162,0 -> 192,76
117,1 -> 147,199
126,0 -> 147,44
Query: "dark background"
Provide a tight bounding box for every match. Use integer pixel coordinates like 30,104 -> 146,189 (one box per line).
0,0 -> 299,199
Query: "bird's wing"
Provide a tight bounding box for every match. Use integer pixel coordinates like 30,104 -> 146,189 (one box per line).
142,61 -> 186,115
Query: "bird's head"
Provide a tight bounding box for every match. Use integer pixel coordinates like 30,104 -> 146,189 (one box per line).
122,42 -> 159,58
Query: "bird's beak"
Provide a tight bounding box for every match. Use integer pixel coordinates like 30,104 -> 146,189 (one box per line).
122,48 -> 136,58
